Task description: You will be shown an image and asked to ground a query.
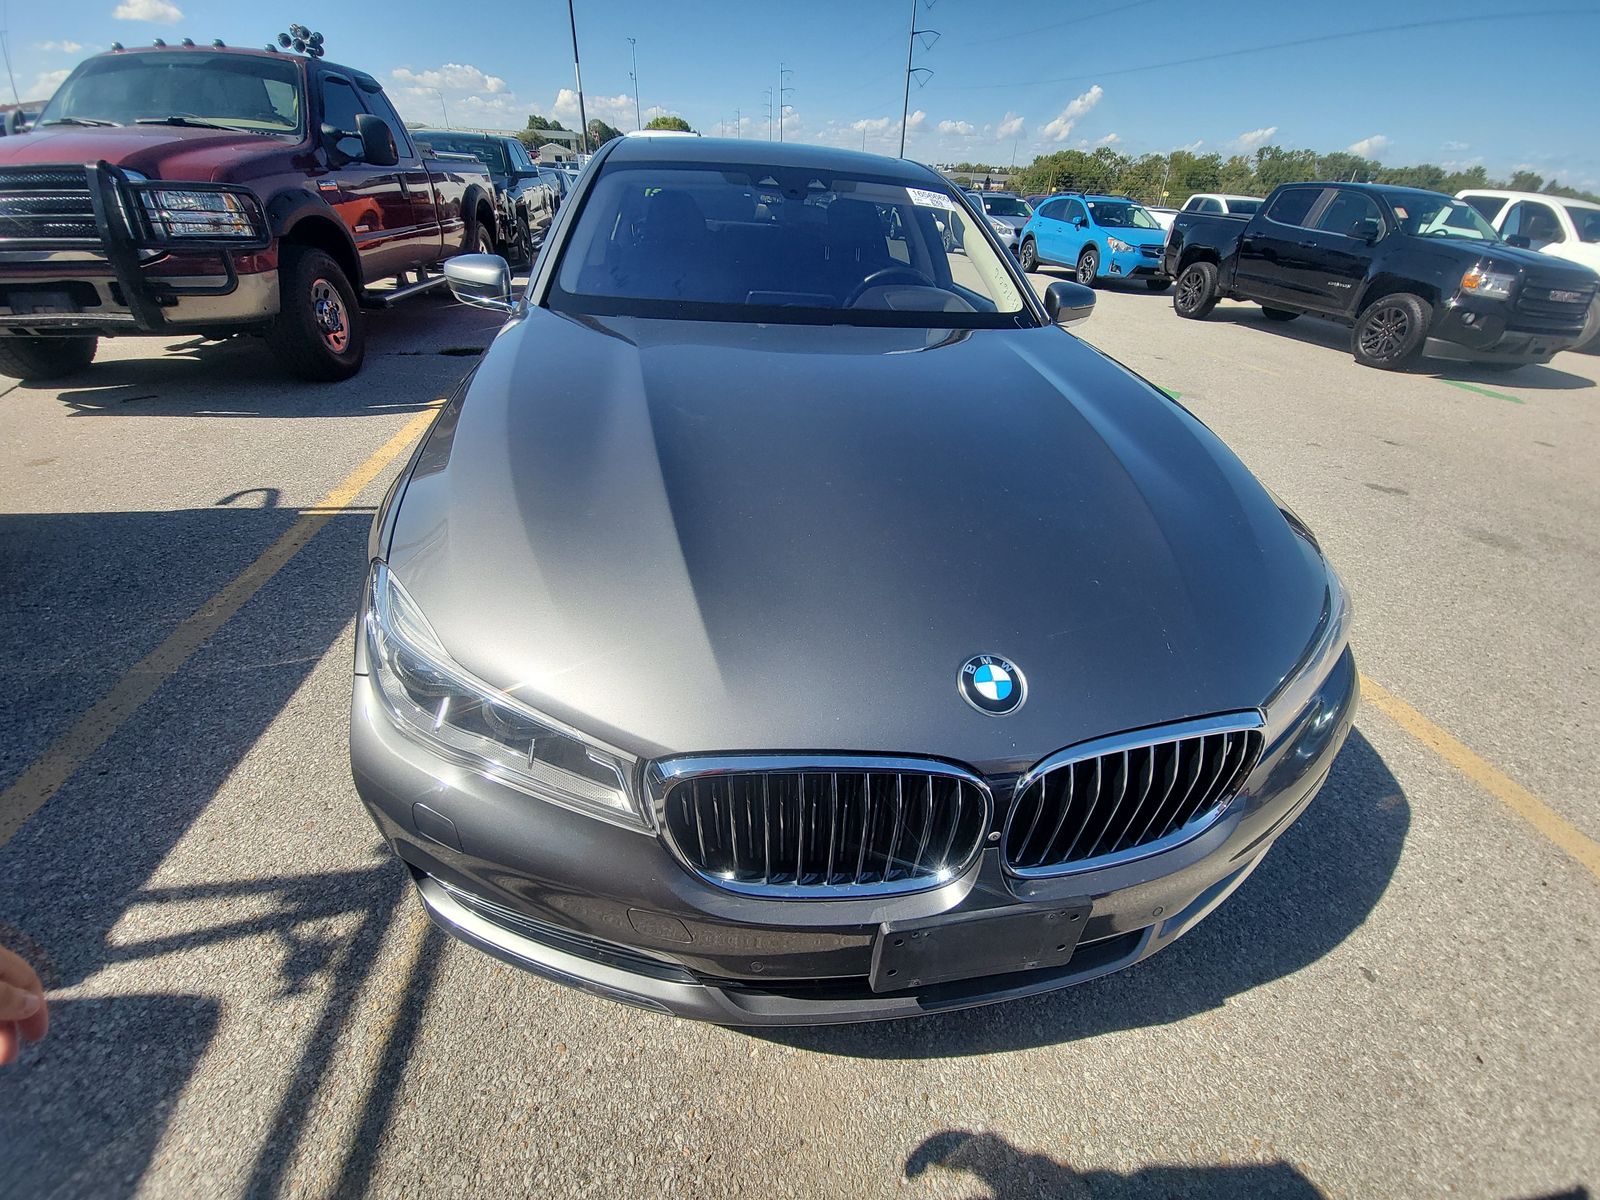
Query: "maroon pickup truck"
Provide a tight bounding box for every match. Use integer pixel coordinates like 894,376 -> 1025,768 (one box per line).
0,41 -> 497,381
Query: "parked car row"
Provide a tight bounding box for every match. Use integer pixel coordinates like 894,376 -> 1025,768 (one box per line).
0,37 -> 565,382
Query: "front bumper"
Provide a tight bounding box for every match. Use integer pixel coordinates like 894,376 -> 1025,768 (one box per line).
351,649 -> 1358,1025
1426,299 -> 1585,364
1103,244 -> 1168,281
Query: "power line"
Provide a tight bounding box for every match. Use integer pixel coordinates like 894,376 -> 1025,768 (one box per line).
944,8 -> 1600,91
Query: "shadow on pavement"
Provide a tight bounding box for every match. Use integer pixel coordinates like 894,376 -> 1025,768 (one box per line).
905,1130 -> 1325,1199
0,505 -> 446,1198
757,728 -> 1405,1059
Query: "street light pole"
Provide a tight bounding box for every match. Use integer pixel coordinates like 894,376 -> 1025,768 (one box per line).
566,0 -> 589,153
627,36 -> 641,131
430,87 -> 449,128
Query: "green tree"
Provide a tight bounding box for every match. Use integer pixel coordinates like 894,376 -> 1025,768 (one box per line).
517,115 -> 568,153
1217,155 -> 1257,195
644,114 -> 693,133
1253,145 -> 1319,190
587,118 -> 624,147
1507,169 -> 1544,192
1315,151 -> 1378,183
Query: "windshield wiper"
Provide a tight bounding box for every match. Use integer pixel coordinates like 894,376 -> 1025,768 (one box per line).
40,117 -> 119,127
135,115 -> 235,131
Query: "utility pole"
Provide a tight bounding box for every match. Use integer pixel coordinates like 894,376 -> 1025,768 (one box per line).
627,36 -> 641,131
778,64 -> 793,143
566,0 -> 589,153
899,0 -> 937,158
428,88 -> 449,128
764,90 -> 772,141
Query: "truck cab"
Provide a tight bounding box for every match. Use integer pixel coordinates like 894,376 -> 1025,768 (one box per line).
0,41 -> 497,382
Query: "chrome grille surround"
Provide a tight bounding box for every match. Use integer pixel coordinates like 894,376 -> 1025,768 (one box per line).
650,755 -> 993,899
1002,713 -> 1265,878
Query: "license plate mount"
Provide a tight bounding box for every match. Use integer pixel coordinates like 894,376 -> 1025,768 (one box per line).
868,902 -> 1091,992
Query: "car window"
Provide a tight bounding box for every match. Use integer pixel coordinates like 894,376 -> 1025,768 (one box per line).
1087,200 -> 1159,229
1064,199 -> 1088,224
983,196 -> 1031,217
1503,201 -> 1566,247
1266,188 -> 1321,228
1227,198 -> 1261,215
416,134 -> 509,174
1565,205 -> 1600,244
362,88 -> 414,158
1199,198 -> 1223,213
551,164 -> 1030,328
1314,190 -> 1384,240
320,77 -> 365,137
1460,194 -> 1506,223
1039,199 -> 1065,220
37,50 -> 304,133
1392,195 -> 1500,242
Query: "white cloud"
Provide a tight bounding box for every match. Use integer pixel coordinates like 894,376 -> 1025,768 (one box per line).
112,0 -> 182,23
1442,140 -> 1470,152
27,68 -> 71,100
1441,157 -> 1484,172
1040,85 -> 1103,142
905,109 -> 926,132
1094,132 -> 1120,146
1347,134 -> 1389,158
937,119 -> 976,137
392,64 -> 507,95
1173,138 -> 1204,153
39,40 -> 84,52
550,88 -> 664,130
1231,125 -> 1278,152
996,112 -> 1024,140
850,116 -> 894,136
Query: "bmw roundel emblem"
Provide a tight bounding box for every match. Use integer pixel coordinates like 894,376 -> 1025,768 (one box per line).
959,653 -> 1026,716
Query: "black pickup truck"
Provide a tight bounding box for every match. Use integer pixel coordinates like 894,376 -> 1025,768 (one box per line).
1163,182 -> 1599,370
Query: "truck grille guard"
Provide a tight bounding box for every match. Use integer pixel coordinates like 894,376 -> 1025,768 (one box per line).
0,161 -> 271,329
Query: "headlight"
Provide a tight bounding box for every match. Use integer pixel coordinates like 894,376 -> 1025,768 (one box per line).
1263,559 -> 1352,737
1106,236 -> 1133,253
1460,267 -> 1516,299
990,217 -> 1011,234
365,563 -> 644,828
138,188 -> 260,239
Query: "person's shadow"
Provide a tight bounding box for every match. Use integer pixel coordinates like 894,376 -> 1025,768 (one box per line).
906,1130 -> 1324,1199
755,728 -> 1406,1058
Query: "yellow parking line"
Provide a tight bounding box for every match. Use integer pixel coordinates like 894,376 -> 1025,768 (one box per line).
0,404 -> 442,848
1361,674 -> 1600,882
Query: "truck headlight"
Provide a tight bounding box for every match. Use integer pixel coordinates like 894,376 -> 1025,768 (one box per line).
138,188 -> 261,239
1106,236 -> 1133,253
1460,267 -> 1516,299
365,563 -> 644,829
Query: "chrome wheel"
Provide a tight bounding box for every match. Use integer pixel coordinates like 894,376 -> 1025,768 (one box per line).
1177,269 -> 1204,310
1077,251 -> 1097,284
1359,304 -> 1410,360
311,278 -> 348,354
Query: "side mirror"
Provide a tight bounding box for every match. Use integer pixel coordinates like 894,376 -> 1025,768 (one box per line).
444,253 -> 514,312
1072,216 -> 1087,228
356,113 -> 399,167
1043,280 -> 1095,327
1505,233 -> 1531,249
1358,219 -> 1382,245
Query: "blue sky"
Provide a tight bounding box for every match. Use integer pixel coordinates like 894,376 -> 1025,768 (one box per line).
8,1 -> 1598,188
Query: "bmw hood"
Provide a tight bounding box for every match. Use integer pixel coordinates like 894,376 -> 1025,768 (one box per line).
384,312 -> 1328,772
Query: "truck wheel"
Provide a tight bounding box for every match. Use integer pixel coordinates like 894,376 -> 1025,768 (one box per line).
1261,306 -> 1299,321
1076,248 -> 1100,287
267,246 -> 364,382
1019,237 -> 1039,273
1353,293 -> 1430,371
0,335 -> 98,381
473,215 -> 495,257
1173,261 -> 1219,319
1145,278 -> 1172,293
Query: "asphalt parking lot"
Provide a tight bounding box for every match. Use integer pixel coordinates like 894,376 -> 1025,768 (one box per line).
2,276 -> 1596,1199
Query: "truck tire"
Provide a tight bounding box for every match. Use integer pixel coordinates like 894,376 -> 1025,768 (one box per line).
267,246 -> 364,382
1352,292 -> 1430,371
0,335 -> 98,381
1261,306 -> 1299,321
1018,237 -> 1039,273
1076,247 -> 1100,287
1173,261 -> 1219,319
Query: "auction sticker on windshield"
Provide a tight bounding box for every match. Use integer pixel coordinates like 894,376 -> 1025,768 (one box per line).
908,187 -> 954,209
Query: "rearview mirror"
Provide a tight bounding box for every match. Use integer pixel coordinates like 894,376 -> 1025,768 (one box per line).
356,113 -> 399,167
444,253 -> 514,312
1043,280 -> 1095,327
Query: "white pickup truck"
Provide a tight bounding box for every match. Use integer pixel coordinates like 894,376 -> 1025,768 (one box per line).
1457,189 -> 1600,351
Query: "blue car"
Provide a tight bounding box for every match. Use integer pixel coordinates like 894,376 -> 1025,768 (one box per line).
1019,193 -> 1172,290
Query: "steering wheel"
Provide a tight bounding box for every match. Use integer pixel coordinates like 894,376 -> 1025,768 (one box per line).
844,266 -> 936,307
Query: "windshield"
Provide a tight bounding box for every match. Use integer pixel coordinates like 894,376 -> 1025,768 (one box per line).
1391,195 -> 1502,241
1565,205 -> 1600,243
983,196 -> 1031,217
415,134 -> 509,174
1087,200 -> 1160,229
37,52 -> 302,134
552,163 -> 1030,327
